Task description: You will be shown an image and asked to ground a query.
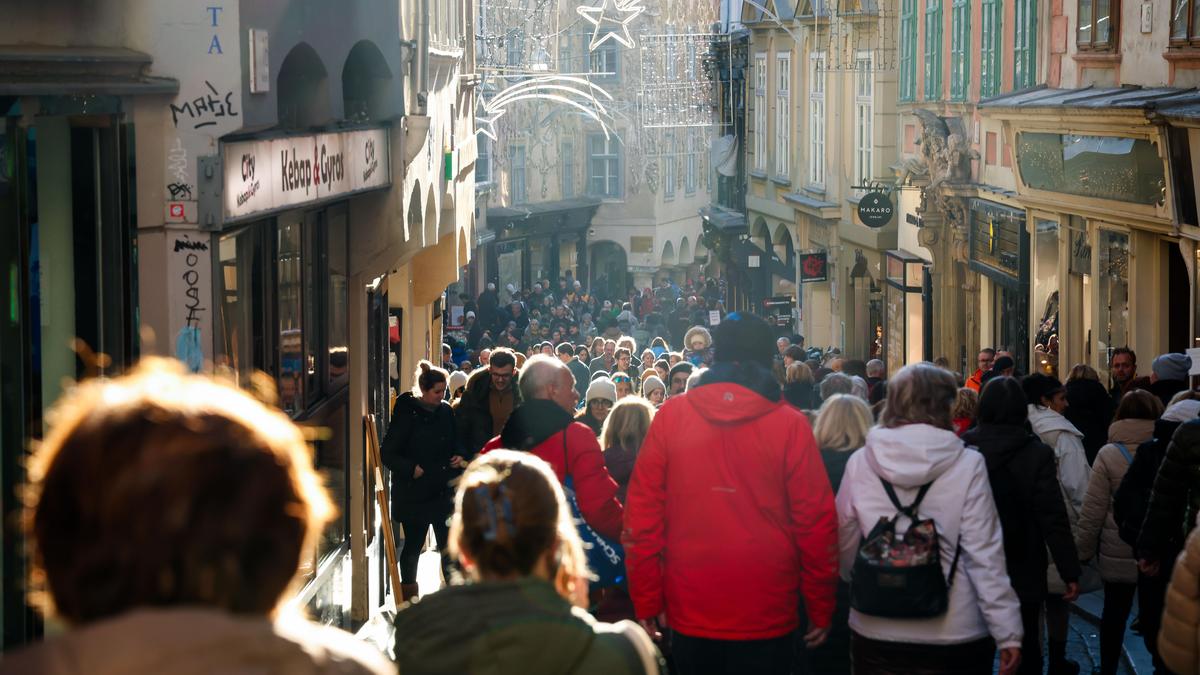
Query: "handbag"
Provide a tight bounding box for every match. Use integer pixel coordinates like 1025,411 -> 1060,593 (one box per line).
561,431 -> 626,587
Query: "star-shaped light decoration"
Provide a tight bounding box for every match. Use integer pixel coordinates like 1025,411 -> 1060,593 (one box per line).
577,0 -> 646,52
475,107 -> 506,142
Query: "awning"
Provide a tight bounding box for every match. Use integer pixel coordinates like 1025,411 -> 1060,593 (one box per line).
0,46 -> 178,96
980,85 -> 1200,116
699,205 -> 747,233
486,197 -> 601,234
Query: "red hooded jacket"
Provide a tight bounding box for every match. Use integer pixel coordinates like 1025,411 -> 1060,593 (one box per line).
481,399 -> 624,540
623,367 -> 838,640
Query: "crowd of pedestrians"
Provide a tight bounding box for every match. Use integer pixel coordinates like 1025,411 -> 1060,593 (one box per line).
9,305 -> 1200,675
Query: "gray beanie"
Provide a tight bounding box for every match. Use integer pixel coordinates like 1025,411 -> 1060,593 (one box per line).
1153,353 -> 1192,382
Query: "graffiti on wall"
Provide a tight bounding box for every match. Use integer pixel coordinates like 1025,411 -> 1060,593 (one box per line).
169,233 -> 212,373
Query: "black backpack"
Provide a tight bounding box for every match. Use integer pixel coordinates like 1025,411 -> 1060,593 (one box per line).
850,477 -> 961,618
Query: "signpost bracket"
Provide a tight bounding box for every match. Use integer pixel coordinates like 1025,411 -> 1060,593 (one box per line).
198,154 -> 223,231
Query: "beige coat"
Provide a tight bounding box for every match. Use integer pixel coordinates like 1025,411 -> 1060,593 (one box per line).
1162,527 -> 1200,675
1074,418 -> 1155,584
0,608 -> 395,675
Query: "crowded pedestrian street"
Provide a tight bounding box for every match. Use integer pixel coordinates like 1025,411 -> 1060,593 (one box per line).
5,1 -> 1200,675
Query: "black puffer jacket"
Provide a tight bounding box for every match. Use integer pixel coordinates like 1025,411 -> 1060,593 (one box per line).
783,381 -> 819,410
1138,418 -> 1200,562
1064,378 -> 1114,464
962,423 -> 1081,602
380,393 -> 460,521
1114,417 -> 1185,551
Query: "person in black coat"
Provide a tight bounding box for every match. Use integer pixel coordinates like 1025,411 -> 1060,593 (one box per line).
380,361 -> 464,602
1063,364 -> 1115,464
962,377 -> 1081,675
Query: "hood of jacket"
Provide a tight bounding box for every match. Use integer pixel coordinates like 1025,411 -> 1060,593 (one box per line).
961,423 -> 1042,472
1065,377 -> 1111,408
1028,405 -> 1083,438
862,424 -> 966,489
1108,418 -> 1156,446
393,579 -> 596,674
0,608 -> 392,675
686,362 -> 782,425
499,399 -> 575,450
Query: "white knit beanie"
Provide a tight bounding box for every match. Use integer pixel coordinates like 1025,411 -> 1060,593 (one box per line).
586,377 -> 617,404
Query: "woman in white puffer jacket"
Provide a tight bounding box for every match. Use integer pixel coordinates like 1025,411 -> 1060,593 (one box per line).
837,363 -> 1023,675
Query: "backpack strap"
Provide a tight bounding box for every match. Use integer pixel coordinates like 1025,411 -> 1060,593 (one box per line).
880,477 -> 933,518
1114,442 -> 1133,465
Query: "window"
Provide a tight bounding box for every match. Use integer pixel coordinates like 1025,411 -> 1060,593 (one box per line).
587,134 -> 621,198
924,0 -> 944,100
507,34 -> 524,70
809,52 -> 826,187
664,133 -> 677,198
950,0 -> 970,100
561,140 -> 575,198
854,54 -> 874,191
590,36 -> 619,80
754,53 -> 767,171
1078,0 -> 1118,49
558,32 -> 574,71
686,131 -> 698,194
277,217 -> 305,415
776,52 -> 791,178
1171,0 -> 1200,44
1014,0 -> 1037,90
510,143 -> 527,203
477,135 -> 491,184
980,0 -> 1002,97
900,0 -> 917,101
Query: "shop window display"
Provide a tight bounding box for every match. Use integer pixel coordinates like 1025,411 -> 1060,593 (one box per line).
1098,230 -> 1130,368
1033,219 -> 1061,377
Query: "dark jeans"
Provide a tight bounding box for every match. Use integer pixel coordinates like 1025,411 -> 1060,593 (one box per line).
850,632 -> 995,675
671,631 -> 794,675
1138,569 -> 1171,673
1099,582 -> 1137,675
395,515 -> 450,584
1017,601 -> 1043,675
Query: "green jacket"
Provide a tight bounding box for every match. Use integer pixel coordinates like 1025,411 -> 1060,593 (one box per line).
1139,418 -> 1200,560
392,578 -> 659,675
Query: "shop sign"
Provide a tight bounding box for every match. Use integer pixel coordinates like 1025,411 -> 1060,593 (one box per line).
799,252 -> 828,283
1070,230 -> 1092,276
223,128 -> 390,220
857,191 -> 895,228
969,200 -> 1024,278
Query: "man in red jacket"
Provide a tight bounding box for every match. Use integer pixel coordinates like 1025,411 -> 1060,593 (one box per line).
481,355 -> 624,540
624,312 -> 838,675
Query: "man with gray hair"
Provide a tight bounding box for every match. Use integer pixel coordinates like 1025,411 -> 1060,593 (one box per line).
820,372 -> 854,402
481,355 -> 624,539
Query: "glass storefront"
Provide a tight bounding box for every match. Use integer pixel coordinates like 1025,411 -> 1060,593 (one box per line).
969,201 -> 1029,374
1032,219 -> 1061,377
884,251 -> 928,377
1097,229 -> 1131,370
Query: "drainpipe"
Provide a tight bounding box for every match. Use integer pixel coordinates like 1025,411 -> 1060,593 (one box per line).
415,0 -> 429,114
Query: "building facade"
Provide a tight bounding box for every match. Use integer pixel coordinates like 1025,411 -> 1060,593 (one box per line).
473,0 -> 718,302
0,0 -> 475,646
742,0 -> 901,350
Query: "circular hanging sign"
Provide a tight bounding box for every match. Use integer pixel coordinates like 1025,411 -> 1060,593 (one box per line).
857,191 -> 895,228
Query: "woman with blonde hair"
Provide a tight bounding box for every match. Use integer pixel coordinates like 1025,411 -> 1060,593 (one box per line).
3,358 -> 392,674
808,394 -> 873,674
784,361 -> 819,410
952,387 -> 979,436
601,397 -> 656,503
393,451 -> 661,674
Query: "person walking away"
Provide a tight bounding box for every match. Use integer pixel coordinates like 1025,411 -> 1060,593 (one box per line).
1138,409 -> 1200,671
783,362 -> 820,411
482,356 -> 624,541
962,377 -> 1081,675
1147,353 -> 1192,408
624,313 -> 838,675
392,451 -> 662,675
838,364 -> 1024,675
381,361 -> 463,601
602,397 -> 656,504
1159,526 -> 1200,674
1024,373 -> 1090,674
0,358 -> 394,675
1063,363 -> 1116,465
455,348 -> 520,456
558,342 -> 591,403
1075,389 -> 1162,675
805,394 -> 873,674
952,387 -> 979,436
1112,392 -> 1200,672
577,377 -> 617,436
